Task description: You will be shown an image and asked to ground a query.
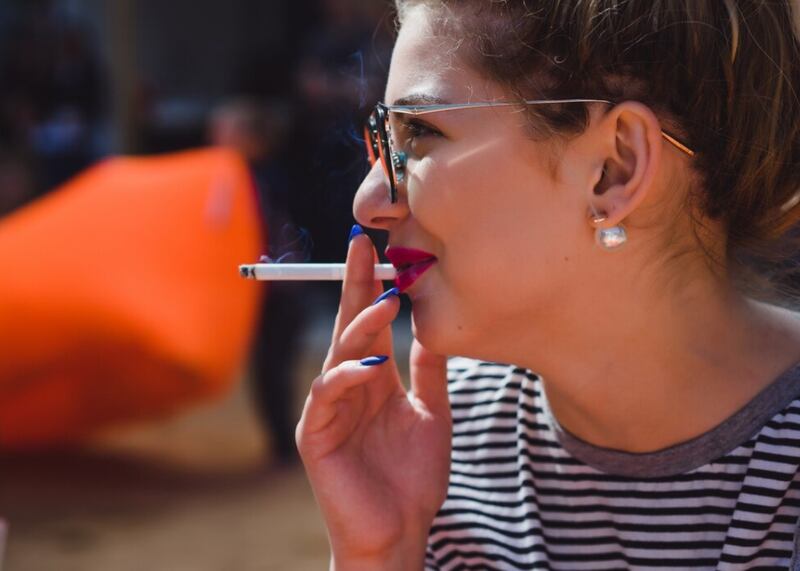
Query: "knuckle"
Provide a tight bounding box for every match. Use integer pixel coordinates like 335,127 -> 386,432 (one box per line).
341,316 -> 377,346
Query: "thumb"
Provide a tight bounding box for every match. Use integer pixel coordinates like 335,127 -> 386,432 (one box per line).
409,338 -> 450,418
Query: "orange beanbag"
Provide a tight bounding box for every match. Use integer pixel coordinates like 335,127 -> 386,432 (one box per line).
0,148 -> 264,448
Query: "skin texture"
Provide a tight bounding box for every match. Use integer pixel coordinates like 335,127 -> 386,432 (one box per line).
297,5 -> 800,567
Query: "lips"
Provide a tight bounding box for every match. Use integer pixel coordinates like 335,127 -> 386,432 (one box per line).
385,247 -> 437,292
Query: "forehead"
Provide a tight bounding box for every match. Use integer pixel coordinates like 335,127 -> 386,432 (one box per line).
386,5 -> 506,105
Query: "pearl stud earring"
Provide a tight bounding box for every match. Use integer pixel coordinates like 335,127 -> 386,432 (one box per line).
590,208 -> 628,251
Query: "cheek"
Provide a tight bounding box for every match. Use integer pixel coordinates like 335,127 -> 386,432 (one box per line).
407,142 -> 586,335
408,144 -> 547,234
413,146 -> 568,266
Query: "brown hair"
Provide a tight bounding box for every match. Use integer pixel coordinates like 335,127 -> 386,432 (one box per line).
395,0 -> 800,297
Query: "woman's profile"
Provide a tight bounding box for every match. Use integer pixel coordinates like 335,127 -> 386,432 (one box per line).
296,1 -> 800,568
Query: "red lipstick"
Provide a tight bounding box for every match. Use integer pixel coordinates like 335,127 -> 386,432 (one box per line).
385,247 -> 437,292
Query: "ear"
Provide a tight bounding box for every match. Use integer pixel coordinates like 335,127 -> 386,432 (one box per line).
588,101 -> 663,228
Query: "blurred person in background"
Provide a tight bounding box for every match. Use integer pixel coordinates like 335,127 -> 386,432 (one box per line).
210,98 -> 306,464
0,2 -> 106,200
30,23 -> 105,190
210,98 -> 293,242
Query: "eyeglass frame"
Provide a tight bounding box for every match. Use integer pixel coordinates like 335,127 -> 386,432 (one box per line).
363,98 -> 695,203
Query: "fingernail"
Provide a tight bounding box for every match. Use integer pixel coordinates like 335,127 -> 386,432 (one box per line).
360,355 -> 389,367
348,224 -> 364,242
372,287 -> 400,305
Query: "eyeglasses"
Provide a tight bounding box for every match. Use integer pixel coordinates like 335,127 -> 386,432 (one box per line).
363,99 -> 695,203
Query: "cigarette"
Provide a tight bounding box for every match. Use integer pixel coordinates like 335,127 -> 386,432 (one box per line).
239,263 -> 397,281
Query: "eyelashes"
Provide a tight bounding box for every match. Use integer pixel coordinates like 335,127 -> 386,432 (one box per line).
404,118 -> 441,139
392,117 -> 443,153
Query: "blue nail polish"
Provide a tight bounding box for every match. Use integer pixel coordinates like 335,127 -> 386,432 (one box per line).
372,287 -> 400,305
360,355 -> 389,367
348,224 -> 364,242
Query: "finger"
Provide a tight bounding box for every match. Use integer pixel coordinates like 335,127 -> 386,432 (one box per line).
332,290 -> 400,365
332,230 -> 384,341
409,338 -> 451,418
298,357 -> 391,436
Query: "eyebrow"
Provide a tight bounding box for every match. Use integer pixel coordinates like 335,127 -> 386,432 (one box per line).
390,93 -> 451,107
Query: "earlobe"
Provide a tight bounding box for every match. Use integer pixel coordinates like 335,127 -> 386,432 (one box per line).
588,102 -> 662,226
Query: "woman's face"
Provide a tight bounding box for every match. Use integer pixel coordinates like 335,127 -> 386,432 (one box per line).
354,5 -> 598,358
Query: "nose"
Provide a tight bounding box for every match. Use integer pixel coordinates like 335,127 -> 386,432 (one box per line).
353,161 -> 409,231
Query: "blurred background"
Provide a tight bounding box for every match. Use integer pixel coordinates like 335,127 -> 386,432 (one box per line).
0,0 -> 411,569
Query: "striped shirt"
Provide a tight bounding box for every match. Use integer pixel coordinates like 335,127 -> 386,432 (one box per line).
425,358 -> 800,570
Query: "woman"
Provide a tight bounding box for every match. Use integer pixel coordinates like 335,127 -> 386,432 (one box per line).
296,1 -> 800,568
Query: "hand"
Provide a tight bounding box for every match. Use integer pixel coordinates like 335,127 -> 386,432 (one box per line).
296,230 -> 452,568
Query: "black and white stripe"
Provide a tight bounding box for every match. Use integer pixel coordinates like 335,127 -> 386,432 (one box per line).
426,359 -> 800,570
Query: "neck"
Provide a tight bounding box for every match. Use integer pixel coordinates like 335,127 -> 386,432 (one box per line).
506,263 -> 800,453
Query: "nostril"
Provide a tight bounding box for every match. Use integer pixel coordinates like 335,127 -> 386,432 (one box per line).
371,216 -> 398,225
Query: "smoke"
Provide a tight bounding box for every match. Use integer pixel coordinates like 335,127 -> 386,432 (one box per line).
260,224 -> 314,263
350,50 -> 369,110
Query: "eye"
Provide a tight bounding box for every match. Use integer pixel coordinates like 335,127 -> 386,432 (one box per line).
404,118 -> 440,139
393,117 -> 443,157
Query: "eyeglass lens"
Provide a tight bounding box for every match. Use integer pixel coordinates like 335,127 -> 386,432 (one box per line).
363,105 -> 398,203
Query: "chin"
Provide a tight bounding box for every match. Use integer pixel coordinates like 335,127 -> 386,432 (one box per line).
410,300 -> 447,355
410,298 -> 476,357
411,296 -> 522,365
